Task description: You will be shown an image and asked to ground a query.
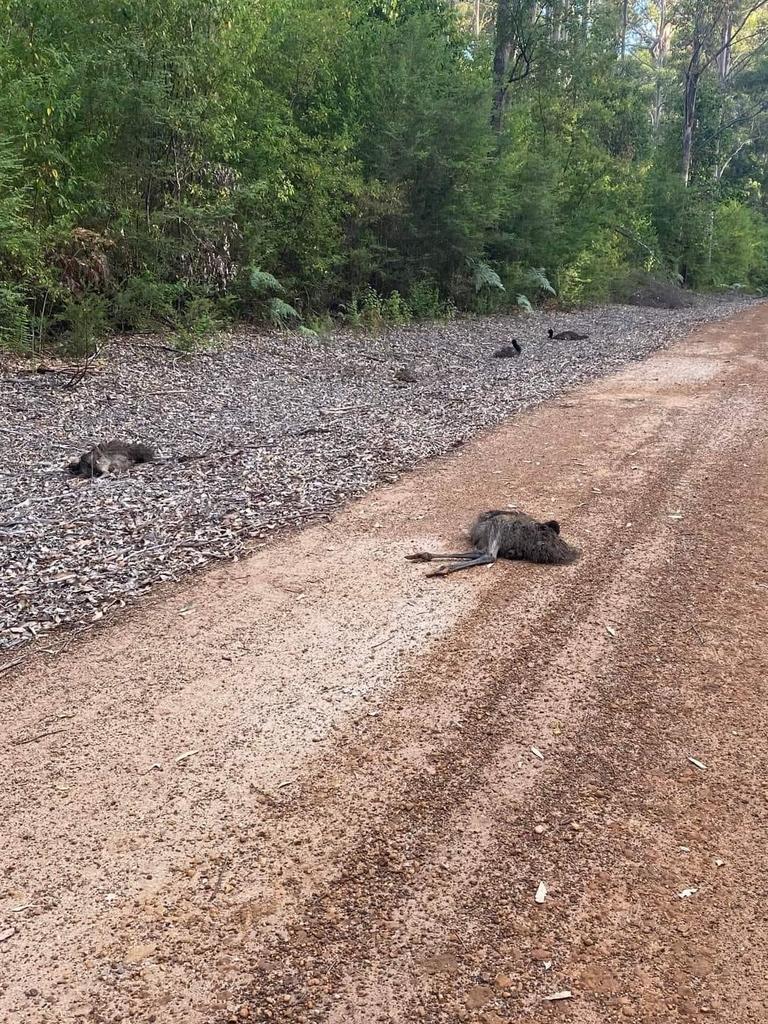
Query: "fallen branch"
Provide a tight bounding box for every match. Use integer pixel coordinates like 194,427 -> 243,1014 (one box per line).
12,727 -> 67,746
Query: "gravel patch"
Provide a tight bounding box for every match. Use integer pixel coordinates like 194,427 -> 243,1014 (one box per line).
0,298 -> 756,653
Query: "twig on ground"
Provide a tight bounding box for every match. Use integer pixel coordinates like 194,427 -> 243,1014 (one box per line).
12,728 -> 67,746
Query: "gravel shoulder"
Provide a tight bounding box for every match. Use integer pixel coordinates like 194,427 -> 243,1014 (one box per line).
1,302 -> 767,1023
0,297 -> 756,654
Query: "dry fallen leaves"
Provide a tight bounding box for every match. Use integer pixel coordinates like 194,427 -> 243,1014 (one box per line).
1,299 -> 752,655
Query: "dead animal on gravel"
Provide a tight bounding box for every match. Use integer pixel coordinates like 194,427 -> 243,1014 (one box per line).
406,509 -> 580,578
68,440 -> 156,478
493,340 -> 522,357
548,328 -> 589,341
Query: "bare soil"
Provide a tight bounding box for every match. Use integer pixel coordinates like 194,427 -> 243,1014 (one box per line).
1,303 -> 767,1024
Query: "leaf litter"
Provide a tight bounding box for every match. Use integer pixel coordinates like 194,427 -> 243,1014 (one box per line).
0,297 -> 755,655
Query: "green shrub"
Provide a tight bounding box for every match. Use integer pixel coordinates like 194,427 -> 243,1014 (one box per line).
304,312 -> 335,336
269,297 -> 302,329
359,287 -> 385,329
58,295 -> 108,358
113,277 -> 185,331
407,279 -> 444,320
381,290 -> 412,325
242,267 -> 303,329
559,232 -> 628,306
710,201 -> 766,290
1,0 -> 767,353
0,286 -> 31,354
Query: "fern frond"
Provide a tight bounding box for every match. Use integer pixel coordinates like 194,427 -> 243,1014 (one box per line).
516,293 -> 533,312
528,267 -> 556,295
249,267 -> 284,296
467,258 -> 505,294
0,286 -> 31,352
269,296 -> 300,327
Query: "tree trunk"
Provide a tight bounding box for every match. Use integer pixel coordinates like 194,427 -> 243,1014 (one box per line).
492,0 -> 513,132
649,0 -> 669,135
705,144 -> 719,274
717,14 -> 732,82
682,70 -> 698,185
550,0 -> 567,42
620,0 -> 629,59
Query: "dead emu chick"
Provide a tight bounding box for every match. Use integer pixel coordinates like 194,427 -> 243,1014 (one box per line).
493,340 -> 522,357
68,440 -> 156,478
406,509 -> 580,578
548,328 -> 589,341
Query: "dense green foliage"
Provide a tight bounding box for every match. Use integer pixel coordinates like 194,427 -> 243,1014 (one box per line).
1,0 -> 766,351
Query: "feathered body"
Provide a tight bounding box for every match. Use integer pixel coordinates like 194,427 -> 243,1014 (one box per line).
68,440 -> 155,478
469,510 -> 579,564
548,328 -> 589,341
406,508 -> 580,577
493,340 -> 522,357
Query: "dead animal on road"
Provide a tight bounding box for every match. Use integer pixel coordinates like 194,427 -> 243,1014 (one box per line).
68,440 -> 156,478
548,328 -> 589,341
406,509 -> 580,578
493,340 -> 522,357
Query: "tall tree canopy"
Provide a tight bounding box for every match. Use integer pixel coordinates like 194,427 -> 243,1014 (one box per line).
0,0 -> 766,351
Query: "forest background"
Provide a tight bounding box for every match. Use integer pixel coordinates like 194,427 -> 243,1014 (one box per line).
1,0 -> 767,354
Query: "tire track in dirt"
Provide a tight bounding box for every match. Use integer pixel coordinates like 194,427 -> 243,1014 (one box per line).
210,394 -> 761,1024
124,355 -> 760,1019
435,438 -> 768,1024
1,304 -> 766,1024
318,405 -> 768,1024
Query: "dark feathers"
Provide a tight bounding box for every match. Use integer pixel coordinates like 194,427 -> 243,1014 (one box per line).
469,510 -> 580,564
548,328 -> 589,341
493,339 -> 522,357
406,509 -> 580,577
68,440 -> 156,478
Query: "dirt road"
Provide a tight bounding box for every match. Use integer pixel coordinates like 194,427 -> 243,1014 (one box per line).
2,305 -> 767,1024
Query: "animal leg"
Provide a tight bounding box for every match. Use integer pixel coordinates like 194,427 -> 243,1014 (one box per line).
405,550 -> 479,563
427,553 -> 497,577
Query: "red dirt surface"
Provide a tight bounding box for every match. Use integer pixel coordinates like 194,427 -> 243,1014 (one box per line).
1,304 -> 767,1024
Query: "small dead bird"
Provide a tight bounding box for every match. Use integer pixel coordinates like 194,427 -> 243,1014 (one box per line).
68,440 -> 156,478
406,509 -> 580,578
493,340 -> 522,357
548,328 -> 589,341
